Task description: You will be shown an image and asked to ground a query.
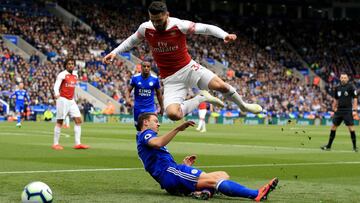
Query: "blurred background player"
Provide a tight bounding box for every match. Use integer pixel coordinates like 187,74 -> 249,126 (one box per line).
103,1 -> 262,122
10,82 -> 30,127
126,60 -> 163,131
52,58 -> 89,150
196,102 -> 212,133
136,112 -> 278,201
321,73 -> 358,152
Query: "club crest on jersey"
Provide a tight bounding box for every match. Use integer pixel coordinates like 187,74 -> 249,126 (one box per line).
149,82 -> 153,86
138,82 -> 142,85
344,91 -> 348,96
337,91 -> 341,97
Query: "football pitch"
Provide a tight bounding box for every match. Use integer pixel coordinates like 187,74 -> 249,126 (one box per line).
0,122 -> 359,203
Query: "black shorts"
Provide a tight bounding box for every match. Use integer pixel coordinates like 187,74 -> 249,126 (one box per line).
333,111 -> 354,126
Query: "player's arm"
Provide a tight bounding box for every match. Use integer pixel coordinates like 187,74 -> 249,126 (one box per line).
333,87 -> 338,112
125,86 -> 134,107
54,74 -> 63,99
147,121 -> 195,148
353,98 -> 358,112
183,155 -> 197,166
186,21 -> 236,43
332,99 -> 338,112
10,92 -> 15,100
155,88 -> 164,115
25,92 -> 31,104
352,86 -> 358,112
103,26 -> 145,64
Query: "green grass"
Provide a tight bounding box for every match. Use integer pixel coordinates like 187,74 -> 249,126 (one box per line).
0,122 -> 359,202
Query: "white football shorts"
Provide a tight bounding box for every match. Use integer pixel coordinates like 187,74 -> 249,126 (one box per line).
56,97 -> 81,120
198,109 -> 207,119
162,60 -> 215,109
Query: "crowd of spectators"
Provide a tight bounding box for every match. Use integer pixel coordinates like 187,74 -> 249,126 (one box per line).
0,0 -> 358,121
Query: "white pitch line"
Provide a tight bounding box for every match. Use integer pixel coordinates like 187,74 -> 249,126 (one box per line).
0,131 -> 71,138
0,161 -> 360,175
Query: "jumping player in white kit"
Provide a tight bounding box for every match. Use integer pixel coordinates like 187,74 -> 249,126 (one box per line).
103,1 -> 262,121
52,58 -> 89,150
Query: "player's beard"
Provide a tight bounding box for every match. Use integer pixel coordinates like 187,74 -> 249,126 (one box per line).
155,21 -> 167,31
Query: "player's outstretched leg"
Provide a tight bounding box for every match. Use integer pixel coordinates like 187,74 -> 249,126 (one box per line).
254,178 -> 279,202
207,76 -> 262,114
167,91 -> 224,121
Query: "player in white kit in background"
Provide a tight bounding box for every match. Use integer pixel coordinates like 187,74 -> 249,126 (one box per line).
196,102 -> 211,133
103,1 -> 262,121
52,58 -> 89,150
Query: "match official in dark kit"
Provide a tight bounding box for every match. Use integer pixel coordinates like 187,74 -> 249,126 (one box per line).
321,73 -> 358,152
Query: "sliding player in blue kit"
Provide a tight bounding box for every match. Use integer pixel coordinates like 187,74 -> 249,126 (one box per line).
136,112 -> 278,201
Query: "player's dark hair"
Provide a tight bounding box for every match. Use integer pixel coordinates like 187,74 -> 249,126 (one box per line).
340,72 -> 348,76
64,58 -> 75,69
148,1 -> 167,15
138,112 -> 157,130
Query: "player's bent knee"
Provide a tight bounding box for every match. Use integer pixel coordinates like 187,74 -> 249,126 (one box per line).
218,171 -> 230,180
209,79 -> 228,93
167,112 -> 183,121
166,105 -> 183,121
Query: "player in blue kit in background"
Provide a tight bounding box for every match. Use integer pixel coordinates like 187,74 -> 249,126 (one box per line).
126,61 -> 164,131
136,112 -> 279,201
10,82 -> 30,127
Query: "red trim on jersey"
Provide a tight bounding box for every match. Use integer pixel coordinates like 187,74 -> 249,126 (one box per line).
187,22 -> 196,34
136,31 -> 144,39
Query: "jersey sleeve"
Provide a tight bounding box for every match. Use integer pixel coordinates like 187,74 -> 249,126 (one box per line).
193,23 -> 229,39
334,86 -> 339,99
54,72 -> 65,96
129,76 -> 135,87
176,19 -> 196,34
352,85 -> 358,98
139,130 -> 157,146
25,91 -> 31,102
154,77 -> 160,89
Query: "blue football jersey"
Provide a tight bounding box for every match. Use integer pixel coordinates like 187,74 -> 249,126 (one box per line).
130,74 -> 160,108
11,90 -> 30,105
136,129 -> 177,179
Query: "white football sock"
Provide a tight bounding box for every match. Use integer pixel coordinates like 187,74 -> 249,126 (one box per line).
199,119 -> 205,130
74,125 -> 81,145
224,85 -> 246,108
65,116 -> 70,126
181,95 -> 206,116
54,126 -> 61,145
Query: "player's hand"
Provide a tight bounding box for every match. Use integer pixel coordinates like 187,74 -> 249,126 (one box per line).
176,121 -> 195,131
126,99 -> 133,107
159,107 -> 164,116
102,53 -> 116,64
183,155 -> 197,166
224,34 -> 237,43
55,95 -> 60,99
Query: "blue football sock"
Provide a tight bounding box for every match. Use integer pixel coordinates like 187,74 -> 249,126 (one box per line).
216,180 -> 258,199
17,115 -> 21,123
